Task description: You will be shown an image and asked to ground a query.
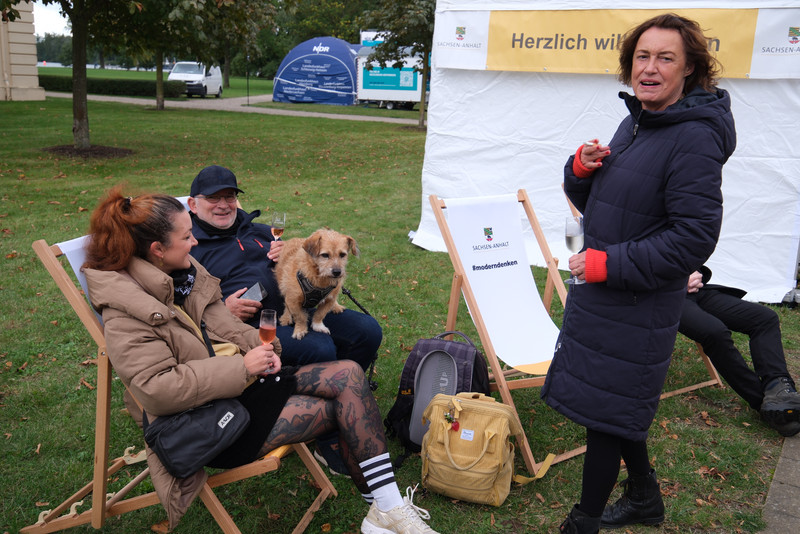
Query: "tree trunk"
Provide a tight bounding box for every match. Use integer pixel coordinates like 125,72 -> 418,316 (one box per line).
223,50 -> 231,88
71,1 -> 90,149
418,51 -> 429,129
155,50 -> 165,111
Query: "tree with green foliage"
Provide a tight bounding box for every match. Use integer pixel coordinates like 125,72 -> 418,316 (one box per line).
36,33 -> 71,63
2,0 -> 138,148
360,0 -> 434,128
243,0 -> 372,80
196,0 -> 276,88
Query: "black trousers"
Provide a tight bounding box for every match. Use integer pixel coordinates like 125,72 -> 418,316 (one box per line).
580,429 -> 651,517
678,289 -> 790,410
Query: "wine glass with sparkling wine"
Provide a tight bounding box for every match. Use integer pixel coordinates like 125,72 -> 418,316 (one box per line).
259,309 -> 277,345
271,212 -> 286,240
258,309 -> 278,380
565,216 -> 585,285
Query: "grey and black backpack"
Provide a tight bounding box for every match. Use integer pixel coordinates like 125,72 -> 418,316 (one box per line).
384,331 -> 490,467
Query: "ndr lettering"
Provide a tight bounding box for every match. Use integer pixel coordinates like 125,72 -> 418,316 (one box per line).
313,44 -> 330,53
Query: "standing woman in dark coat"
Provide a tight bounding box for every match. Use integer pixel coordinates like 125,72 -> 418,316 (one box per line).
542,14 -> 737,533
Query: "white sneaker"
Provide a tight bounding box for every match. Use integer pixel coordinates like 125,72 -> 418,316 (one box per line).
361,485 -> 439,534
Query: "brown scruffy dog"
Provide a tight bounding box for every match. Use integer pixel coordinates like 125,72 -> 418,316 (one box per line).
274,228 -> 359,339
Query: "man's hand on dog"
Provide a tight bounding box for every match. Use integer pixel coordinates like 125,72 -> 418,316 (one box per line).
267,240 -> 284,262
226,287 -> 263,321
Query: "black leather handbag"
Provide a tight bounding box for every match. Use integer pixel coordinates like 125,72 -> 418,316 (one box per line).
142,398 -> 250,479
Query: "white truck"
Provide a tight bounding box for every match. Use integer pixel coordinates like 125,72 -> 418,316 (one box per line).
356,47 -> 425,110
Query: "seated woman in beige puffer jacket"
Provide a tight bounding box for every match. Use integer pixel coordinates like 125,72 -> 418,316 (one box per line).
83,187 -> 439,534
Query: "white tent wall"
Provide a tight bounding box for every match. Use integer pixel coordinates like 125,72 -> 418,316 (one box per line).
413,0 -> 800,303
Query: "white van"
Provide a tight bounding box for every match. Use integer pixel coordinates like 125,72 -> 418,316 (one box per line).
168,62 -> 223,98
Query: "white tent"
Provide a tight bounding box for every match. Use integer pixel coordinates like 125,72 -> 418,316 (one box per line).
414,0 -> 800,302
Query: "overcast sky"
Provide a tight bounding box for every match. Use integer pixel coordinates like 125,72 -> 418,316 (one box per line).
33,2 -> 70,37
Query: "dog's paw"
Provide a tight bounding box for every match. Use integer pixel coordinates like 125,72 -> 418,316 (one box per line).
331,303 -> 345,314
279,311 -> 294,326
292,325 -> 308,340
311,321 -> 331,335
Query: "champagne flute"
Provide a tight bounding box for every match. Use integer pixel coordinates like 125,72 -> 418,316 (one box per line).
565,216 -> 585,285
259,309 -> 277,345
271,212 -> 286,240
258,309 -> 278,380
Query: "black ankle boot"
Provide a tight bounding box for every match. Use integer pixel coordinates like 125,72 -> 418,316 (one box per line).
600,468 -> 665,529
559,504 -> 600,534
760,377 -> 800,425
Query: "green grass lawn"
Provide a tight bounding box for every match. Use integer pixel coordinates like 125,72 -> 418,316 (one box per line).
1,96 -> 797,533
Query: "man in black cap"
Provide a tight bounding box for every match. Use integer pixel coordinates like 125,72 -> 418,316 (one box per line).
187,165 -> 383,476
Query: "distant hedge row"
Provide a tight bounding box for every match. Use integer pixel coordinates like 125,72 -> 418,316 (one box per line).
38,75 -> 186,98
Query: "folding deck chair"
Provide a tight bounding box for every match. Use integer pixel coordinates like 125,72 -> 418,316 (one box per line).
561,189 -> 724,400
24,234 -> 337,534
430,190 -> 579,476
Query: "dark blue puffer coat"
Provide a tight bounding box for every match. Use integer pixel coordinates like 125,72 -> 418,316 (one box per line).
541,87 -> 737,441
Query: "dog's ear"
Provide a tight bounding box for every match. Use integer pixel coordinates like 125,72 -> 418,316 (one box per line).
303,234 -> 322,257
347,236 -> 360,257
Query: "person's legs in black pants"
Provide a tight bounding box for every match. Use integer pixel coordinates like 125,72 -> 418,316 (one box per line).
678,295 -> 764,409
679,290 -> 800,434
695,290 -> 790,388
579,429 -> 625,517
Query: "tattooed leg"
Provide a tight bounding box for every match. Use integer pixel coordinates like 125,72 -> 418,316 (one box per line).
259,360 -> 387,492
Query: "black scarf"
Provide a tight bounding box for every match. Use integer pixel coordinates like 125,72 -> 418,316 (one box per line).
190,211 -> 241,238
171,265 -> 197,305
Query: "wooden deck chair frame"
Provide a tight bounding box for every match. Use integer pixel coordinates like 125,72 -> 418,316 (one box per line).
430,189 -> 585,476
24,235 -> 337,534
560,188 -> 724,400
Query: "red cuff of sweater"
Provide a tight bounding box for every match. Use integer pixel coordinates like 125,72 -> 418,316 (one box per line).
572,145 -> 595,179
584,248 -> 607,283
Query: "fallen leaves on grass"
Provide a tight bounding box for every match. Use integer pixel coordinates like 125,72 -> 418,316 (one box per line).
78,378 -> 95,390
699,411 -> 720,427
696,465 -> 729,480
151,519 -> 169,533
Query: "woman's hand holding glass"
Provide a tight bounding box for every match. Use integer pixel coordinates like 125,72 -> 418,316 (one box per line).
565,216 -> 586,285
243,344 -> 280,377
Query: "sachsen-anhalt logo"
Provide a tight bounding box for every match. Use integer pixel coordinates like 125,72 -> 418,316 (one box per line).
789,27 -> 800,45
456,27 -> 466,41
484,227 -> 493,241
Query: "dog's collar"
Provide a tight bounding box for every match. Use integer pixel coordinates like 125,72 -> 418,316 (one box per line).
296,271 -> 337,308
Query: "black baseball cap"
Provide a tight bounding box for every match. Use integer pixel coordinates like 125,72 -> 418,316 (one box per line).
190,165 -> 245,196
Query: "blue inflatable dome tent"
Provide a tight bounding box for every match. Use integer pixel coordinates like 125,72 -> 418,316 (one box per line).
273,37 -> 358,106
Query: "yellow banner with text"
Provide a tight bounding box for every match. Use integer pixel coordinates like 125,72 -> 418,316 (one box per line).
485,9 -> 758,78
